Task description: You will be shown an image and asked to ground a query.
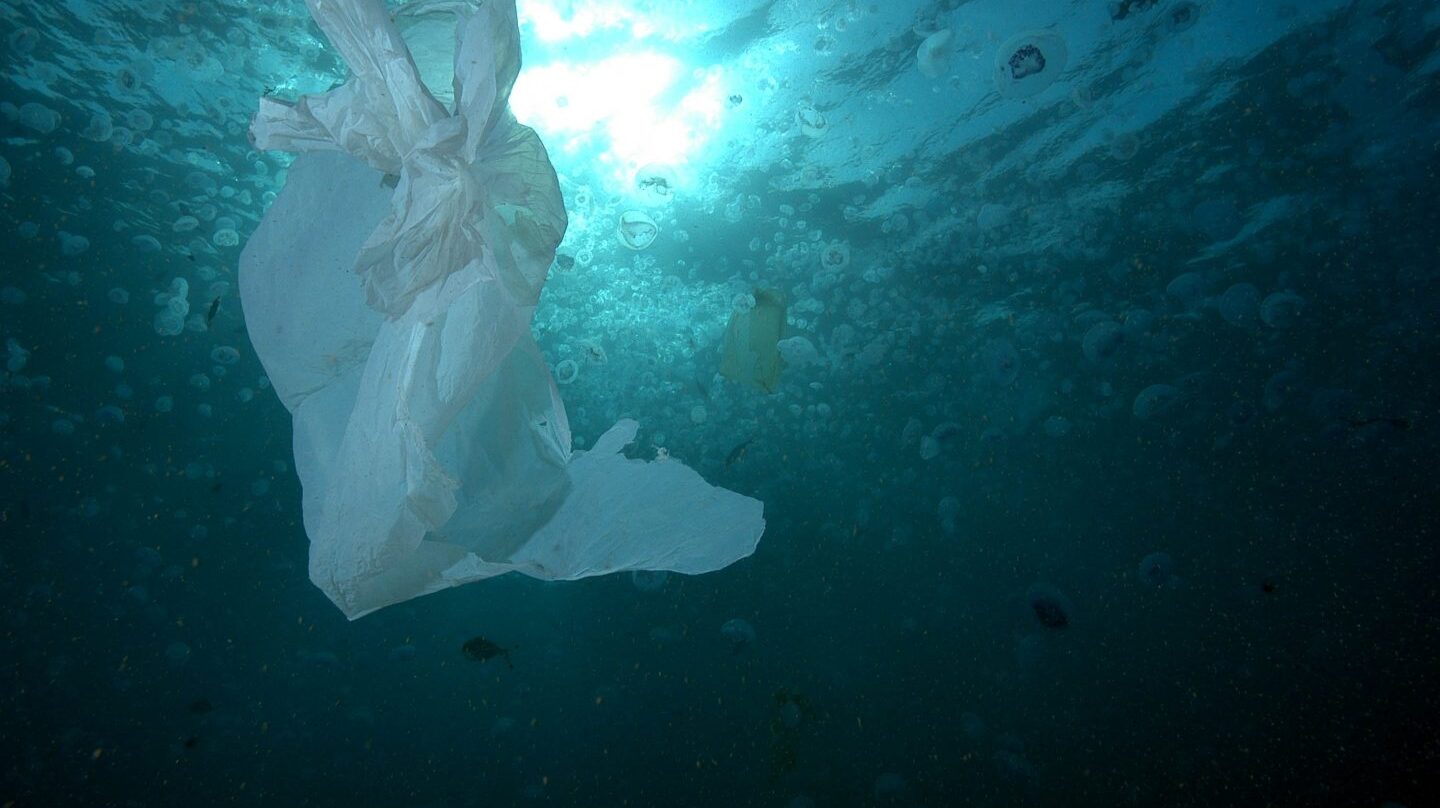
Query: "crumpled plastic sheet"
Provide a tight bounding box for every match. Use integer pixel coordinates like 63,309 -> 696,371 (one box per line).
240,0 -> 764,619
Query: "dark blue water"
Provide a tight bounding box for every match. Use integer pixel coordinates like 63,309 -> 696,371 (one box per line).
3,1 -> 1439,806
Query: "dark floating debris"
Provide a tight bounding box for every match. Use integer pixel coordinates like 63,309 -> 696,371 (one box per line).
462,636 -> 513,669
1025,583 -> 1073,629
1110,0 -> 1159,21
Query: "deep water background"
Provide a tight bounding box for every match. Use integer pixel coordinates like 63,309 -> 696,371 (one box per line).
3,1 -> 1440,807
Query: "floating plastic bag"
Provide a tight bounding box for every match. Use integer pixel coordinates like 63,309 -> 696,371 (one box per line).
241,0 -> 763,619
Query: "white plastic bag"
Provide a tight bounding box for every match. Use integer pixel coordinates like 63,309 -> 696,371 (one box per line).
241,0 -> 764,619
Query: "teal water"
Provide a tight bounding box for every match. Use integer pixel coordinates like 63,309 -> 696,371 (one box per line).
2,1 -> 1439,806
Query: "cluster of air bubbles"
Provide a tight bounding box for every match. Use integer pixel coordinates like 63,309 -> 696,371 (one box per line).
994,31 -> 1069,99
554,358 -> 579,385
633,164 -> 677,205
917,29 -> 955,78
617,210 -> 658,250
58,231 -> 90,257
153,278 -> 190,337
795,103 -> 827,137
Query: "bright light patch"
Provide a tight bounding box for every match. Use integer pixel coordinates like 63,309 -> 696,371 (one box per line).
517,0 -> 707,44
514,52 -> 679,136
520,0 -> 635,42
511,52 -> 727,189
679,70 -> 726,127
